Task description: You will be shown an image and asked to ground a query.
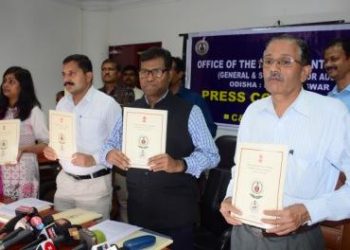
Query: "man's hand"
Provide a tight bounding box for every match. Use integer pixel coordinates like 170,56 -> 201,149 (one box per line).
219,197 -> 243,226
71,153 -> 96,167
262,204 -> 310,235
106,149 -> 130,170
148,154 -> 185,173
43,146 -> 58,161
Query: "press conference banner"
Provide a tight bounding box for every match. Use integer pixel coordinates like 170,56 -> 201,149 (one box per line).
186,24 -> 350,128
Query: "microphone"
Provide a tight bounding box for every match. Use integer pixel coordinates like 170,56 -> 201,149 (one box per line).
0,216 -> 33,244
72,229 -> 106,250
21,217 -> 74,250
32,238 -> 56,250
0,214 -> 25,236
0,206 -> 39,237
0,229 -> 35,250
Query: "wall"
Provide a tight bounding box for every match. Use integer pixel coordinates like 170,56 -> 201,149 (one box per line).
0,0 -> 82,113
106,0 -> 349,136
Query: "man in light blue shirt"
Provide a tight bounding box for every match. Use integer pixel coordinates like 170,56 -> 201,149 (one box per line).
220,34 -> 350,250
324,38 -> 350,111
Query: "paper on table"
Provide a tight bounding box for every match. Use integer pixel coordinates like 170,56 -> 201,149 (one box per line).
52,208 -> 102,225
0,198 -> 52,223
89,219 -> 141,245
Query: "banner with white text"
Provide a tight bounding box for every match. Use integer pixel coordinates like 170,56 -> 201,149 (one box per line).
186,24 -> 350,128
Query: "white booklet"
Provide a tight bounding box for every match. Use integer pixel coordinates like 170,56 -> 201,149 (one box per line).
122,107 -> 167,169
0,119 -> 20,165
49,110 -> 76,160
89,219 -> 141,245
232,143 -> 288,229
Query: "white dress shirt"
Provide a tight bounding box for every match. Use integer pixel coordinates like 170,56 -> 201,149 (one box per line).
226,89 -> 350,224
57,86 -> 121,175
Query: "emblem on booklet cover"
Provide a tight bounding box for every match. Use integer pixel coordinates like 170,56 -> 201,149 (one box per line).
58,133 -> 65,152
250,180 -> 263,199
0,140 -> 7,157
195,38 -> 209,56
250,199 -> 259,213
138,136 -> 149,158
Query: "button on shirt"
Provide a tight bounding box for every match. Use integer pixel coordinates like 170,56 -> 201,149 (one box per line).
225,89 -> 350,224
328,84 -> 350,111
57,86 -> 122,175
99,99 -> 220,178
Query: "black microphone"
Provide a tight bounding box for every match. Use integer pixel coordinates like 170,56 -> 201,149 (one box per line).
0,214 -> 25,236
0,229 -> 35,250
21,218 -> 77,250
0,206 -> 38,237
0,216 -> 33,244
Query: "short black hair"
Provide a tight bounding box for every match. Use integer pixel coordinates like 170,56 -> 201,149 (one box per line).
101,58 -> 122,71
63,54 -> 93,73
265,34 -> 311,66
172,57 -> 185,72
140,47 -> 172,70
122,65 -> 138,74
324,38 -> 350,57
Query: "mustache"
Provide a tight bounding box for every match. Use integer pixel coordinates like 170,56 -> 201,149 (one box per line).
64,81 -> 74,87
267,71 -> 284,81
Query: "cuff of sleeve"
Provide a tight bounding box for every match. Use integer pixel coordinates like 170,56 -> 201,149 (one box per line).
99,146 -> 114,169
183,157 -> 200,178
303,199 -> 328,225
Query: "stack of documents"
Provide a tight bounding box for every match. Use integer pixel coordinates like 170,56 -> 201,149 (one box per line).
90,219 -> 173,250
52,208 -> 102,225
0,198 -> 52,223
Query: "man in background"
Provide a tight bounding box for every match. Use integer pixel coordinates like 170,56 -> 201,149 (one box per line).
324,38 -> 350,110
44,54 -> 121,220
169,57 -> 217,137
100,58 -> 135,106
121,65 -> 143,100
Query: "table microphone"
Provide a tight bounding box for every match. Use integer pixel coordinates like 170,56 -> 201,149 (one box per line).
72,229 -> 106,250
0,229 -> 35,250
0,206 -> 38,237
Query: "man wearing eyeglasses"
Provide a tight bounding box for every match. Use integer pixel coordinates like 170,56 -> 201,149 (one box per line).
220,34 -> 350,250
100,47 -> 220,250
324,38 -> 350,111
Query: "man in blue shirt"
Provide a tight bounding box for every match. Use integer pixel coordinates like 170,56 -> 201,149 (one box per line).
100,47 -> 220,250
169,57 -> 217,137
220,34 -> 350,250
324,38 -> 350,110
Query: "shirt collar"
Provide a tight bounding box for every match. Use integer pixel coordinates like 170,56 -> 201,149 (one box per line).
66,85 -> 95,105
258,89 -> 310,117
144,90 -> 169,106
329,83 -> 350,95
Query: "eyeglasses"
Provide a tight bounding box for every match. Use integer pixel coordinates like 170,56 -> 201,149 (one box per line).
139,68 -> 168,79
261,56 -> 302,68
